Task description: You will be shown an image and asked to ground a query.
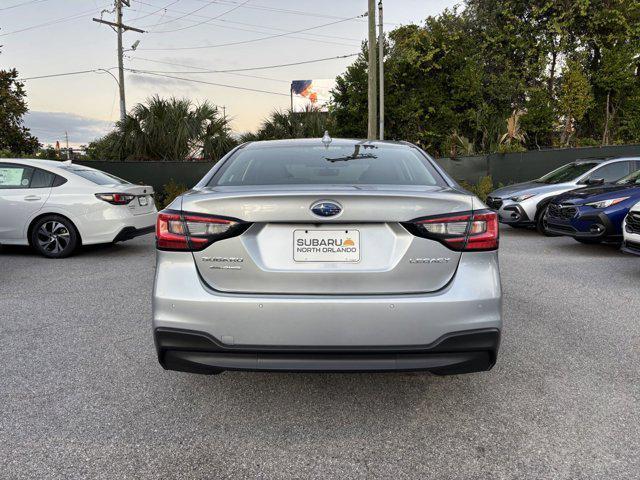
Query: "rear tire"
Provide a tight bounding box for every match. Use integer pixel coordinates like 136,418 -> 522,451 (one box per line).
535,205 -> 560,237
30,215 -> 79,258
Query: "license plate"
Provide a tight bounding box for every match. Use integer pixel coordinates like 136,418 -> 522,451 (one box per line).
293,230 -> 360,262
138,196 -> 148,206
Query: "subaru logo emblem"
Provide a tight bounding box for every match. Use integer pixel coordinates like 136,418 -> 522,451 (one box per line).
311,201 -> 342,217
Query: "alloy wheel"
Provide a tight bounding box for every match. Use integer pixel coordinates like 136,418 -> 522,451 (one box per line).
36,221 -> 71,255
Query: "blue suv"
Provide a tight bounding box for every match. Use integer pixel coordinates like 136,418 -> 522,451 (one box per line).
546,168 -> 640,243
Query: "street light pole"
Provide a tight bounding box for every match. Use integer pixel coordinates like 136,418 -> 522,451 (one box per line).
367,0 -> 377,140
378,0 -> 384,140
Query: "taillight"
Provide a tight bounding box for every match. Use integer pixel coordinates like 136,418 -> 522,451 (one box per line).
403,210 -> 499,251
156,210 -> 250,251
95,193 -> 135,205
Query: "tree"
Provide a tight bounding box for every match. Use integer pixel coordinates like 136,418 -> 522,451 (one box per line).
329,0 -> 640,153
0,50 -> 39,155
241,107 -> 333,142
557,59 -> 593,146
87,96 -> 237,161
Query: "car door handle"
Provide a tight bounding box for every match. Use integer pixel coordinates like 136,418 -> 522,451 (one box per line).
24,195 -> 41,201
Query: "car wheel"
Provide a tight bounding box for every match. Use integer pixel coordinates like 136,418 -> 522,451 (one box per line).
30,215 -> 79,258
575,238 -> 601,245
535,206 -> 560,237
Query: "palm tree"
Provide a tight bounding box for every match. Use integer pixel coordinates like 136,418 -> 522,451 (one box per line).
241,107 -> 333,142
105,96 -> 237,161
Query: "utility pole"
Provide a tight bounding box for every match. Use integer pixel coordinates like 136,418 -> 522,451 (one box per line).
93,1 -> 144,122
65,131 -> 70,160
367,0 -> 377,140
378,0 -> 384,140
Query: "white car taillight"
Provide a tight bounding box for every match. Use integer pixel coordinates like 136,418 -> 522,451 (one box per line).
95,193 -> 135,205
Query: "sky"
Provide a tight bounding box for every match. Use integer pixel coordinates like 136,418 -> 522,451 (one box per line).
1,0 -> 459,146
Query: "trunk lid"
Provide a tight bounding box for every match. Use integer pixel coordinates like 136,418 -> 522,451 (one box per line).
182,185 -> 473,295
117,184 -> 155,215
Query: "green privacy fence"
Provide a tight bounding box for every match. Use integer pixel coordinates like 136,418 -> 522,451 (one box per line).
435,144 -> 640,185
77,144 -> 640,193
75,160 -> 216,194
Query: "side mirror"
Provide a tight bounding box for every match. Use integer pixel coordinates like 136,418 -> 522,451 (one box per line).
586,178 -> 605,186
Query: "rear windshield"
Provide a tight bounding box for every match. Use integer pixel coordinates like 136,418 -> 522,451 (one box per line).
209,144 -> 445,187
60,167 -> 129,185
536,162 -> 600,184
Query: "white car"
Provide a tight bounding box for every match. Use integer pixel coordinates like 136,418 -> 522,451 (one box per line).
0,159 -> 157,258
622,200 -> 640,255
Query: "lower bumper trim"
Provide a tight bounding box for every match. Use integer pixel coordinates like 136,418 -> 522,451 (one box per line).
622,240 -> 640,256
155,327 -> 500,375
113,225 -> 155,243
164,350 -> 492,374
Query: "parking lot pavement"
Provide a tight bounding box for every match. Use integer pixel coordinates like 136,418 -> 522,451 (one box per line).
1,228 -> 639,479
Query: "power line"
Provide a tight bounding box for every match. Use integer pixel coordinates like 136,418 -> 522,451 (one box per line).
188,0 -> 362,21
0,0 -> 50,11
139,14 -> 366,51
126,53 -> 358,74
18,69 -> 113,81
126,69 -> 290,96
189,0 -> 398,25
18,51 -> 358,82
147,0 -> 251,33
140,0 -> 218,29
127,0 -> 181,22
134,0 -> 359,41
126,56 -> 289,83
131,3 -> 359,46
0,6 -> 108,37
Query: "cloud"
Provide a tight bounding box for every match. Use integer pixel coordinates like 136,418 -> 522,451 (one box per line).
24,111 -> 114,146
128,73 -> 199,89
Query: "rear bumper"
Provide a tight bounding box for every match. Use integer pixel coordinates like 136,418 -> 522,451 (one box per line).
155,327 -> 500,374
152,250 -> 502,374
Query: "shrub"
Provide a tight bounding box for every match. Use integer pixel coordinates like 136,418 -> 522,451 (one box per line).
157,179 -> 188,209
459,175 -> 495,202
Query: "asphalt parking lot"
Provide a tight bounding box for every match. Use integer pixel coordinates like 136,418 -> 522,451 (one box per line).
1,227 -> 639,479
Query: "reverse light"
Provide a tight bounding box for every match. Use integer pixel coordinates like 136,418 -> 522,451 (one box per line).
95,193 -> 135,205
510,193 -> 536,202
156,210 -> 249,251
585,197 -> 629,209
405,210 -> 499,251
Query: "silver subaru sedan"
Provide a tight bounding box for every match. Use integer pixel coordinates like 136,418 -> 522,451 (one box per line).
152,138 -> 502,375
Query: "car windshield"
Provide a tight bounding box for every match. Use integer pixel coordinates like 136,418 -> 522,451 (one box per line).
60,166 -> 129,185
536,162 -> 600,184
616,169 -> 640,185
209,144 -> 445,187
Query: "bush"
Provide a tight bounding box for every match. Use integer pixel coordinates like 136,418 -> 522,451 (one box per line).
459,175 -> 495,202
157,179 -> 188,209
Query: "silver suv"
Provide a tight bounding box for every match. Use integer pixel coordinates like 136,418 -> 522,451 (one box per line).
152,139 -> 502,375
487,157 -> 640,234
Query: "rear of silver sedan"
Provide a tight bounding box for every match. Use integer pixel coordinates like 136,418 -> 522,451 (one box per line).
152,139 -> 502,375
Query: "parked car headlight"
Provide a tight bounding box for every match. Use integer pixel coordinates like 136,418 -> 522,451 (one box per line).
585,197 -> 629,209
510,193 -> 536,202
